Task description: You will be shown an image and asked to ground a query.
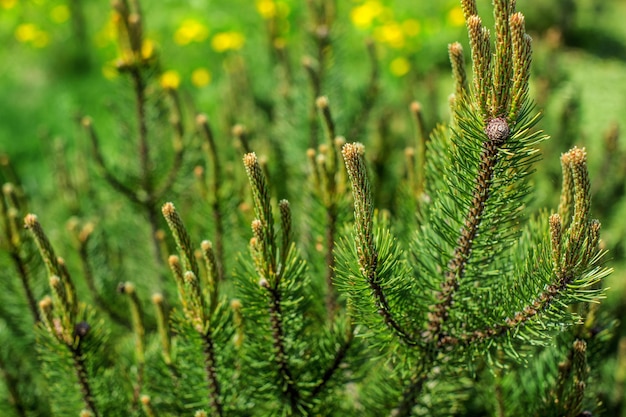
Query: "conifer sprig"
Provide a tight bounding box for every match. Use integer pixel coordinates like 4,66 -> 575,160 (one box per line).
25,214 -> 101,416
466,15 -> 492,118
0,186 -> 39,323
436,147 -> 608,347
448,42 -> 468,102
118,282 -> 145,407
197,114 -> 225,282
342,143 -> 418,347
155,87 -> 186,198
308,97 -> 348,319
242,152 -> 305,411
243,153 -> 277,283
162,202 -> 200,279
151,293 -> 172,366
162,202 -> 224,415
492,0 -> 514,116
425,117 -> 511,344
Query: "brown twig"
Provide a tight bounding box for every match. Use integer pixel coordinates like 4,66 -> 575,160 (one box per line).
71,342 -> 99,417
201,330 -> 224,416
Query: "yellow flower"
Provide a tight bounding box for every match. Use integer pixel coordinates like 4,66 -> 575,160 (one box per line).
1,0 -> 17,10
160,70 -> 181,90
374,22 -> 405,49
447,6 -> 465,28
350,1 -> 382,29
50,5 -> 70,23
174,19 -> 209,46
402,19 -> 420,37
191,68 -> 211,87
256,0 -> 276,19
15,24 -> 39,42
15,23 -> 50,47
390,57 -> 410,77
211,31 -> 245,52
141,39 -> 155,60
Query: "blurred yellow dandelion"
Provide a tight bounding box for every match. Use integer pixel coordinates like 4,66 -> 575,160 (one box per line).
211,31 -> 245,52
374,22 -> 405,49
350,1 -> 383,29
174,19 -> 209,46
141,39 -> 155,60
256,0 -> 276,19
1,0 -> 17,10
15,23 -> 50,48
160,70 -> 181,90
191,68 -> 212,87
15,24 -> 39,42
402,19 -> 420,37
390,57 -> 410,77
447,6 -> 465,27
50,5 -> 70,23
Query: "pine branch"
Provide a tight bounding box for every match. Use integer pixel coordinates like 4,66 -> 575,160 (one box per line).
466,15 -> 492,119
310,325 -> 354,398
0,354 -> 27,417
264,281 -> 301,411
0,188 -> 39,322
201,330 -> 224,417
81,117 -> 141,205
162,202 -> 200,279
151,293 -> 173,366
243,153 -> 277,282
390,366 -> 429,417
129,66 -> 151,195
71,336 -> 99,417
449,42 -> 468,102
492,0 -> 514,116
162,202 -> 226,415
303,57 -> 322,149
197,114 -> 225,282
27,214 -> 103,415
118,282 -> 145,409
69,220 -> 130,329
155,88 -> 186,200
508,13 -> 532,121
439,147 -> 607,347
342,143 -> 419,347
425,118 -> 510,344
309,97 -> 349,319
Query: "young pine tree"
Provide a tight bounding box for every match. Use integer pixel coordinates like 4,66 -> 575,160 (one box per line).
335,1 -> 610,415
3,0 -> 613,416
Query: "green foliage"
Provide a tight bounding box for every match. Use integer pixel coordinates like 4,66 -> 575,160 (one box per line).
0,0 -> 624,416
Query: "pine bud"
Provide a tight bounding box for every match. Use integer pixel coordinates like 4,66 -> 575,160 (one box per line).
485,117 -> 510,143
74,321 -> 91,338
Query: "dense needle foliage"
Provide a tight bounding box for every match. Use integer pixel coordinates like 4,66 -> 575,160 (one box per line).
0,0 -> 621,416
